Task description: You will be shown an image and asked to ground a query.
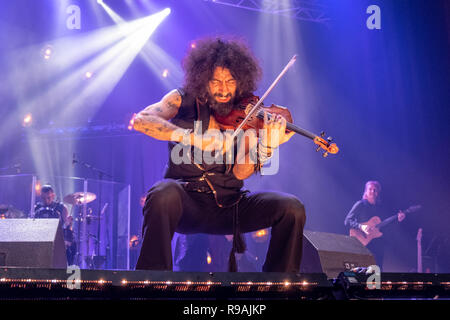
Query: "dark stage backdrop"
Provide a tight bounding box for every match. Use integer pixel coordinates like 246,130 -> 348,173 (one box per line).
1,0 -> 449,272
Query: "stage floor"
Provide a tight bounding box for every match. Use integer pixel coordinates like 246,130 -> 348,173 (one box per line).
0,267 -> 449,301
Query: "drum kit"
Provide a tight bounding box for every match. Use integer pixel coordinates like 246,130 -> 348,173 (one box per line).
63,191 -> 100,224
62,191 -> 107,269
63,191 -> 97,207
1,189 -> 108,269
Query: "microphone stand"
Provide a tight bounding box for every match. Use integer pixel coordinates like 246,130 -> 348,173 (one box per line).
73,155 -> 113,269
72,158 -> 113,180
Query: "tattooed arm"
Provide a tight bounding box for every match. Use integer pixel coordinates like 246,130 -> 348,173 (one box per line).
133,89 -> 186,142
134,90 -> 225,150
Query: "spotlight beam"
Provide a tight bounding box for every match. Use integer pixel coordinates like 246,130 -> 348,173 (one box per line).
51,10 -> 172,124
98,6 -> 181,88
0,10 -> 171,150
25,12 -> 167,181
97,0 -> 125,24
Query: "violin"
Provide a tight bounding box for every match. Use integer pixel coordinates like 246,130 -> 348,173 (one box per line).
213,95 -> 339,157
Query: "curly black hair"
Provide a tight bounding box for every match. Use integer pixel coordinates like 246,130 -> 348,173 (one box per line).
182,36 -> 262,102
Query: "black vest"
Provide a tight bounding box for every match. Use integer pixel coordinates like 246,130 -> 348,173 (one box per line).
163,91 -> 244,207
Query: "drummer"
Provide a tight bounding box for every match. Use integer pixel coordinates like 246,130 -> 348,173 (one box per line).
34,185 -> 70,225
34,185 -> 76,265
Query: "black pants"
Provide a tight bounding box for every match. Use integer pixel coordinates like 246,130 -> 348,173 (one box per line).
367,237 -> 386,271
135,179 -> 306,272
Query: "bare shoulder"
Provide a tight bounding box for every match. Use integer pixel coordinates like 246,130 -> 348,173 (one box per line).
161,89 -> 182,108
140,89 -> 182,120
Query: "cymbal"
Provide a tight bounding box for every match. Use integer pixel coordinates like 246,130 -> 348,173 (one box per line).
63,192 -> 97,205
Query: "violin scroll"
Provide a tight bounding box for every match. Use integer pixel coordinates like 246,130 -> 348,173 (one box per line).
314,133 -> 339,157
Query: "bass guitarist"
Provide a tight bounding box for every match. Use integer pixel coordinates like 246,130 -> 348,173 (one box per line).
344,180 -> 405,269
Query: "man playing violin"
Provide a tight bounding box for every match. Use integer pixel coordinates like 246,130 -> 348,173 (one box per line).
133,37 -> 305,272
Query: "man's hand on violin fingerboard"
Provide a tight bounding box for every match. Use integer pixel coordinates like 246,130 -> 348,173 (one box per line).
260,112 -> 295,148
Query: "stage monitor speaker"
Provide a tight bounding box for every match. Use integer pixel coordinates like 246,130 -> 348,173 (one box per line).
301,230 -> 376,279
0,218 -> 67,268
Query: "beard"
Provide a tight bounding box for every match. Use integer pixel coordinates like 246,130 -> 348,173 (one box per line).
208,92 -> 235,117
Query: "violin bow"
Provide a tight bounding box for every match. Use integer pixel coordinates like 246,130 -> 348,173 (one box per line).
230,55 -> 297,140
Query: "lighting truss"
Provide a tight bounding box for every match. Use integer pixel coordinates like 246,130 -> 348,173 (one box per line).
26,123 -> 139,140
203,0 -> 330,24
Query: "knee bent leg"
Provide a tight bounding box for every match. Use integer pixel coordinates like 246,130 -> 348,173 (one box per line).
143,179 -> 184,221
280,196 -> 306,225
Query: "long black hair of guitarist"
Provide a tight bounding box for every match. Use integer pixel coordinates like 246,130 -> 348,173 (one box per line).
345,181 -> 405,269
132,36 -> 305,272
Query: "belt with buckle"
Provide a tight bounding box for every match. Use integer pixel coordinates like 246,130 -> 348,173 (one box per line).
180,181 -> 213,194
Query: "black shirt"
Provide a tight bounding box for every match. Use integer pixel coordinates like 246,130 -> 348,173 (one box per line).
34,201 -> 65,220
344,199 -> 385,230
